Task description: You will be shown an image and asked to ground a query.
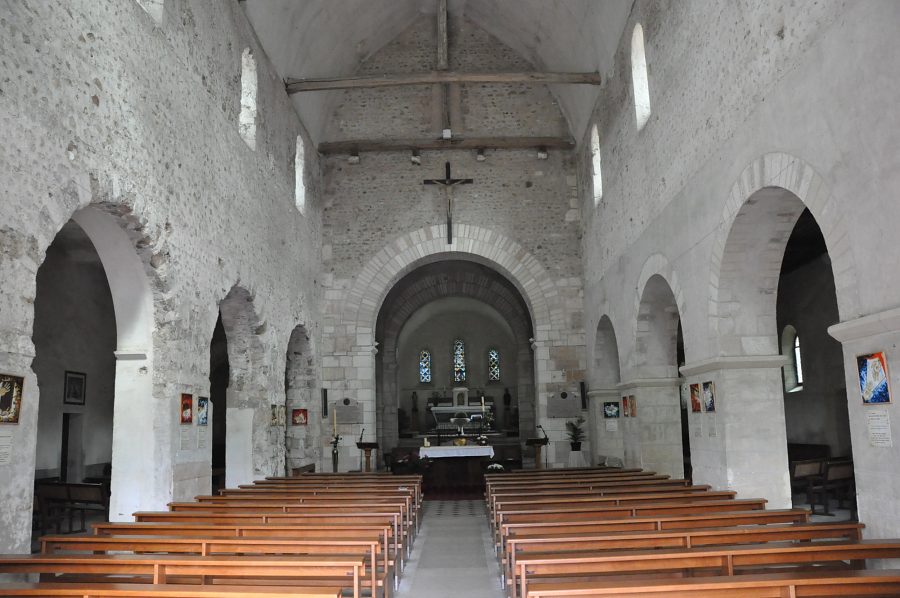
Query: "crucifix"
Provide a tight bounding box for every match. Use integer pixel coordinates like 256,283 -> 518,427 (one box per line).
423,161 -> 473,244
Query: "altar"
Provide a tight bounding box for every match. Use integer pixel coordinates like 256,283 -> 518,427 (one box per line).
419,444 -> 494,497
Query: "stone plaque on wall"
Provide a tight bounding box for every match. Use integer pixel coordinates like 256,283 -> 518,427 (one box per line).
547,394 -> 581,418
334,400 -> 362,424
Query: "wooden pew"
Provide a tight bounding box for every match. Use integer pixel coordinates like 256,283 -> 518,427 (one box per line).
504,521 -> 865,593
0,554 -> 366,598
524,569 -> 900,597
41,534 -> 391,598
130,511 -> 406,566
515,539 -> 900,598
499,509 -> 811,558
0,583 -> 343,597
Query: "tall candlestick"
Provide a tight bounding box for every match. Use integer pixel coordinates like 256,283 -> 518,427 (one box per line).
332,408 -> 337,436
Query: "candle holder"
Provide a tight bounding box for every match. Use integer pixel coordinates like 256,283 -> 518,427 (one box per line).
331,434 -> 341,473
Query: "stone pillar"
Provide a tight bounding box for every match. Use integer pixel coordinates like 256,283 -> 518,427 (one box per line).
587,389 -> 624,466
829,307 -> 900,539
680,356 -> 791,508
619,378 -> 683,479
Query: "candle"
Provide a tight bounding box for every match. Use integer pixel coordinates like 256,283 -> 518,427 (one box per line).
332,408 -> 337,436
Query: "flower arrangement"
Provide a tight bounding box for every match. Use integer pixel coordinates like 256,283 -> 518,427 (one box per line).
487,462 -> 505,471
476,434 -> 489,446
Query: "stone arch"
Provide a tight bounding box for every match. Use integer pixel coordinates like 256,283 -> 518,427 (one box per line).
342,226 -> 561,337
285,324 -> 319,472
217,284 -> 272,486
591,315 -> 622,389
709,153 -> 860,356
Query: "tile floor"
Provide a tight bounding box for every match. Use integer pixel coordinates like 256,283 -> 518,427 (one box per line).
397,500 -> 504,598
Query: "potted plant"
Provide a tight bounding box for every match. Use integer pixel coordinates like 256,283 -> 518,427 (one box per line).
566,416 -> 586,451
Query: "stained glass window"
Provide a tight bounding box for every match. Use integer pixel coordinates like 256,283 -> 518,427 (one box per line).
488,349 -> 500,381
419,350 -> 432,384
453,339 -> 466,383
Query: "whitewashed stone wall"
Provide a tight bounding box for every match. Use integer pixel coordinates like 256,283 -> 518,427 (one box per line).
0,0 -> 322,553
580,0 -> 900,532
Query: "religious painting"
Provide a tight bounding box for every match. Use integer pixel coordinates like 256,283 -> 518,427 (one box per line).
628,395 -> 637,417
196,397 -> 209,426
603,401 -> 620,419
0,374 -> 24,424
180,393 -> 193,424
292,408 -> 308,426
690,383 -> 702,413
702,381 -> 716,413
622,396 -> 630,417
63,371 -> 86,406
858,351 -> 892,404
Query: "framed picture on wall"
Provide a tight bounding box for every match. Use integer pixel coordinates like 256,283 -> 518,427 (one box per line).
180,393 -> 193,424
0,374 -> 24,424
292,408 -> 308,425
197,397 -> 209,426
690,383 -> 702,413
63,371 -> 86,406
702,381 -> 716,413
857,351 -> 892,404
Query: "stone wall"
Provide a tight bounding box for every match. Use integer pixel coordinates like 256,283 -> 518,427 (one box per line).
0,0 -> 322,553
320,16 -> 585,469
580,0 -> 900,533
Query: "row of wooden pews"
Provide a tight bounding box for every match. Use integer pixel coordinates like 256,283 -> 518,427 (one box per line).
486,466 -> 900,597
0,472 -> 422,598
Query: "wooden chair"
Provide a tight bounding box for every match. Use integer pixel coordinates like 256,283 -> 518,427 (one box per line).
808,459 -> 855,516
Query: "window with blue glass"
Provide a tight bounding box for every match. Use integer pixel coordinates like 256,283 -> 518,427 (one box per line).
453,339 -> 466,383
488,348 -> 500,381
419,349 -> 432,384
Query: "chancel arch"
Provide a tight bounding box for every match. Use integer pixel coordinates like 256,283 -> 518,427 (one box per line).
375,260 -> 535,469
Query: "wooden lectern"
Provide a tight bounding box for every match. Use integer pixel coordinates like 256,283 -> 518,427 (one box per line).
356,442 -> 379,472
526,437 -> 549,469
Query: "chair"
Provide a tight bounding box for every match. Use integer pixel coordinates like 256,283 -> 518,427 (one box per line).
67,483 -> 108,532
790,458 -> 825,496
34,482 -> 69,534
808,459 -> 855,516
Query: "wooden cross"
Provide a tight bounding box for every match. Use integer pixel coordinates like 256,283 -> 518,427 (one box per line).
423,161 -> 473,244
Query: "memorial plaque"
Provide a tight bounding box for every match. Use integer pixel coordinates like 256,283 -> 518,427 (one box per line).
547,395 -> 581,418
334,399 -> 362,424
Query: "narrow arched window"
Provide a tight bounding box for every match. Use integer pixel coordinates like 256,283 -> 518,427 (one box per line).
452,339 -> 466,383
418,349 -> 432,384
631,24 -> 651,131
239,48 -> 258,149
295,135 -> 306,213
781,325 -> 803,391
590,124 -> 602,204
488,348 -> 500,382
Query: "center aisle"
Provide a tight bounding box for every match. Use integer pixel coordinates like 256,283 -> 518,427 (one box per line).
397,499 -> 505,598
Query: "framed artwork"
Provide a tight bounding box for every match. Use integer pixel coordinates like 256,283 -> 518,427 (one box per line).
858,352 -> 892,404
622,396 -> 630,417
197,397 -> 209,426
292,408 -> 308,425
0,374 -> 24,424
180,393 -> 193,424
628,395 -> 636,417
603,401 -> 620,419
702,381 -> 716,413
63,371 -> 86,406
690,383 -> 702,413
271,405 -> 286,426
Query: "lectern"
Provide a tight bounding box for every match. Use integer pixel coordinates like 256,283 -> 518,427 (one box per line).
356,442 -> 379,472
526,437 -> 549,470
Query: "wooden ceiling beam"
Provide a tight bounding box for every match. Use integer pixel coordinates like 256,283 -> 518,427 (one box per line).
318,136 -> 574,155
286,71 -> 601,94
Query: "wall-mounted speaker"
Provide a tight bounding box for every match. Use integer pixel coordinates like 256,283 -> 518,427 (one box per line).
322,389 -> 328,418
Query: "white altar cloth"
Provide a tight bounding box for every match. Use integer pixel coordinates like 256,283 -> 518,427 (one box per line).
419,445 -> 495,459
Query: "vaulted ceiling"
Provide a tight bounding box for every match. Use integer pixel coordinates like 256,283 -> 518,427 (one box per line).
242,0 -> 633,146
